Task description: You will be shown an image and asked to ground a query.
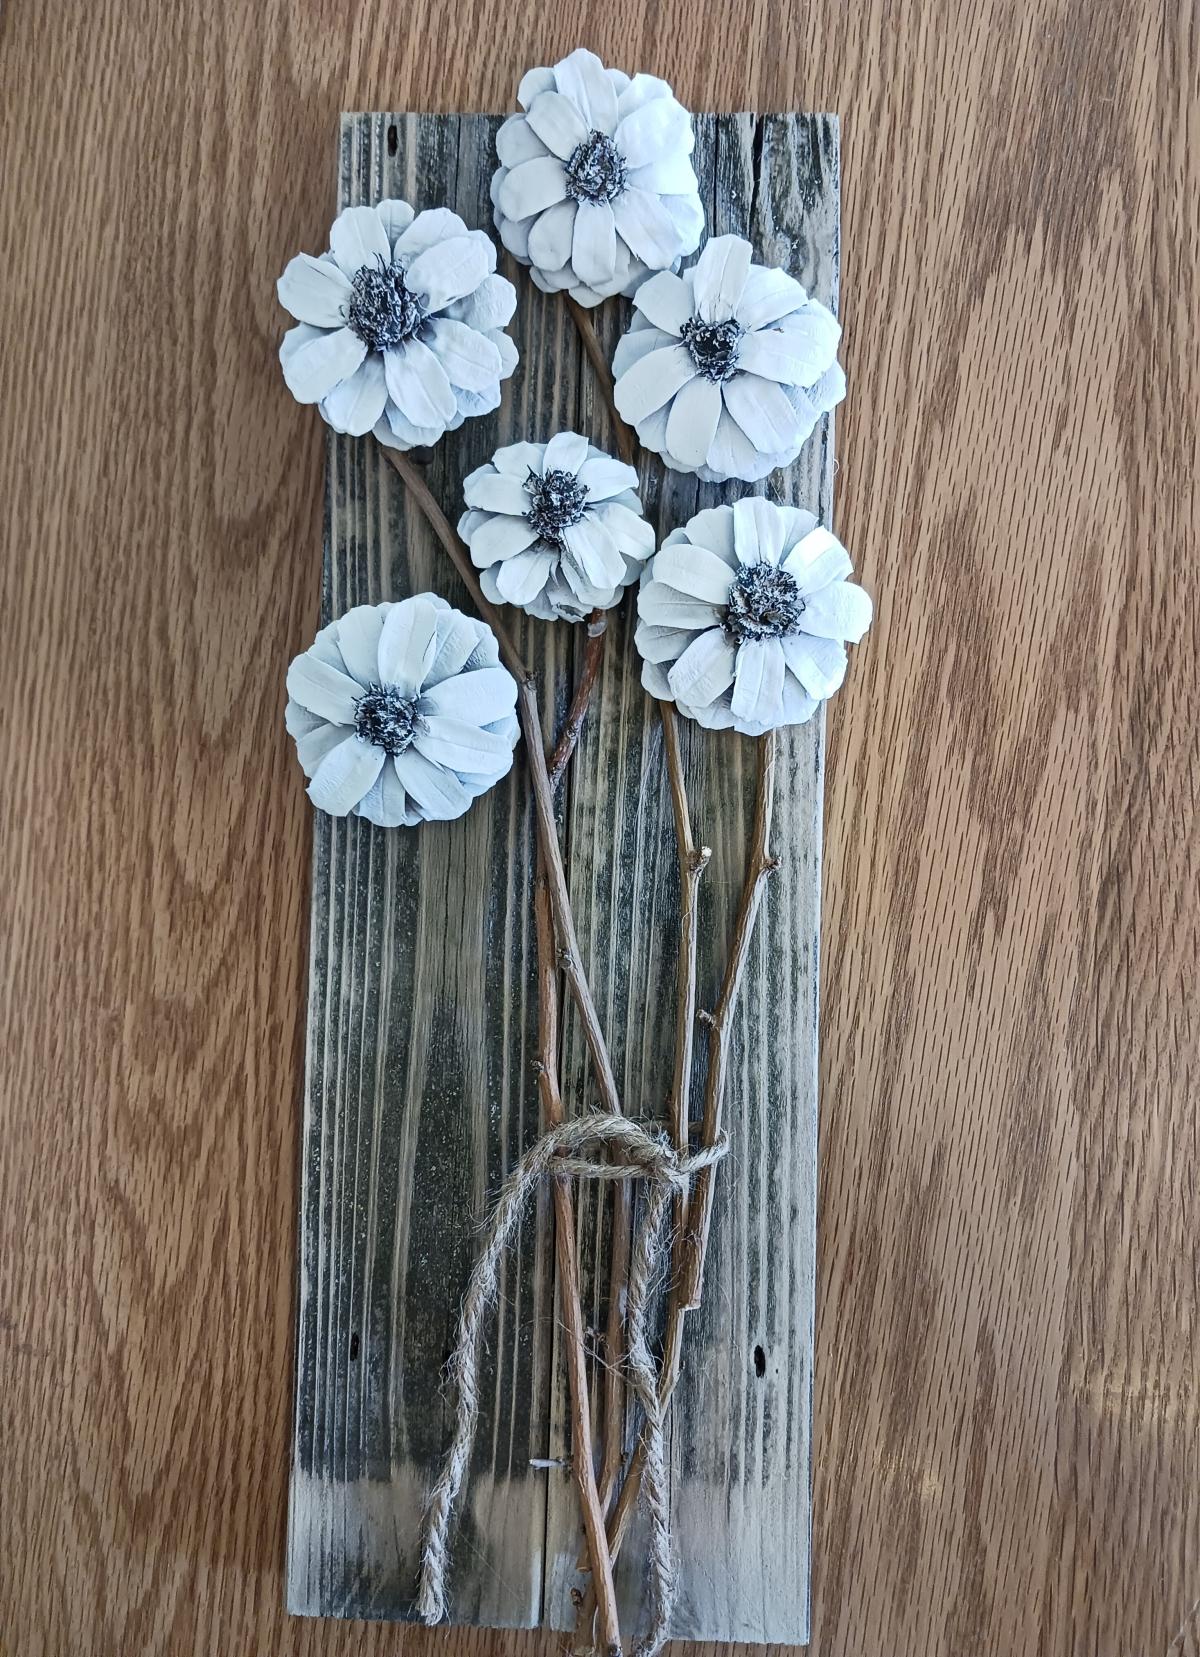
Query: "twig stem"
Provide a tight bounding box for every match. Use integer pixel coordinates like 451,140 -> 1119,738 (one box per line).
534,865 -> 622,1656
548,610 -> 607,790
596,731 -> 779,1572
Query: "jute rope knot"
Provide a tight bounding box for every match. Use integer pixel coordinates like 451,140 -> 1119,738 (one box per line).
416,1111 -> 729,1656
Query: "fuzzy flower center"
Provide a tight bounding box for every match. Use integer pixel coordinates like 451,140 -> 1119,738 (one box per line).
347,256 -> 427,351
565,131 -> 627,204
354,684 -> 422,755
524,466 -> 588,547
681,315 -> 744,383
724,562 -> 805,641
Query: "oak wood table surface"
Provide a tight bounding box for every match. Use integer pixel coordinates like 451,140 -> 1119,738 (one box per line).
1,3 -> 1194,1655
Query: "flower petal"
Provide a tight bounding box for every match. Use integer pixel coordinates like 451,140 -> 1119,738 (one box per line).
706,410 -> 764,482
740,316 -> 841,385
526,89 -> 590,158
562,517 -> 625,589
553,48 -> 618,135
612,187 -> 683,268
614,343 -> 697,424
572,200 -> 617,287
782,527 -> 853,592
420,666 -> 517,722
463,470 -> 531,514
664,374 -> 722,469
468,512 -> 540,563
424,317 -> 502,391
731,497 -> 787,568
319,354 -> 389,436
277,253 -> 352,327
543,430 -> 589,473
427,616 -> 487,688
578,456 -> 641,499
781,633 -> 848,699
613,322 -> 675,376
692,235 -> 753,323
415,715 -> 514,773
280,325 -> 367,405
631,270 -> 691,336
450,272 -> 518,331
528,200 -> 577,271
494,547 -> 556,603
667,628 -> 738,706
394,208 -> 469,256
652,542 -> 734,605
328,204 -> 392,277
332,605 -> 386,685
376,198 -> 416,249
517,65 -> 557,109
595,500 -> 655,556
638,581 -> 722,631
307,734 -> 385,815
797,581 -> 873,643
499,156 -> 570,221
635,621 -> 695,663
614,98 -> 691,168
355,757 -> 411,828
735,266 -> 807,330
628,152 -> 699,195
377,595 -> 441,695
731,639 -> 786,726
384,339 -> 457,430
404,235 -> 491,313
286,653 -> 363,724
723,373 -> 803,454
492,440 -> 549,478
394,747 -> 473,820
294,721 -> 352,779
681,507 -> 738,563
496,114 -> 550,167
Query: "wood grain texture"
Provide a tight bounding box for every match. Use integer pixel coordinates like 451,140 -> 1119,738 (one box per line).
289,110 -> 834,1647
0,3 -> 1194,1657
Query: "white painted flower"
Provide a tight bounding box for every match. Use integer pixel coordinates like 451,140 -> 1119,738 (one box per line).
636,499 -> 871,735
459,432 -> 654,622
613,235 -> 845,483
277,200 -> 518,449
491,48 -> 704,307
285,594 -> 520,826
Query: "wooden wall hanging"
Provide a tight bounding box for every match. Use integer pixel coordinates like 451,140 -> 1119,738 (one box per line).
286,107 -> 838,1647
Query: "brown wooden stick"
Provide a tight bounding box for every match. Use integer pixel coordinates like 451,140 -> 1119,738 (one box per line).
565,295 -> 638,469
534,862 -> 622,1657
595,731 -> 779,1572
548,609 -> 607,790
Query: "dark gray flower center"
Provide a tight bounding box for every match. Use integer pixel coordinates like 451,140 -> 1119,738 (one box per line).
347,255 -> 426,351
724,562 -> 805,641
524,466 -> 588,547
565,131 -> 627,204
354,684 -> 422,755
681,315 -> 744,383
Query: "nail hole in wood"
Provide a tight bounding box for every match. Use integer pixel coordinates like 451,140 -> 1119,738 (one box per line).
753,1344 -> 766,1378
350,1331 -> 361,1361
386,124 -> 398,157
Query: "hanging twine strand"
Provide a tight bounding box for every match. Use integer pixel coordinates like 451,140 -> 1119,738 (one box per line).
415,1112 -> 728,1644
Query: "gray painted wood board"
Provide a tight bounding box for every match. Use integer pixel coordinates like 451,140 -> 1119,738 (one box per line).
286,108 -> 838,1647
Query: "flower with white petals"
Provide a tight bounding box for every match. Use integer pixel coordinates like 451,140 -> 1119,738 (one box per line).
285,594 -> 520,826
636,499 -> 871,735
277,200 -> 518,449
613,235 -> 844,483
491,48 -> 704,307
460,431 -> 654,622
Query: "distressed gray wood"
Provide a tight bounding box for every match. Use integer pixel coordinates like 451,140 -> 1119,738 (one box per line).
287,111 -> 838,1645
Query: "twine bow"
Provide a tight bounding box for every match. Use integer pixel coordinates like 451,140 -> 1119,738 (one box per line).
416,1111 -> 729,1655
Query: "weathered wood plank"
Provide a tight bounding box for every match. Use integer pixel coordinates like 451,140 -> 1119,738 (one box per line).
287,110 -> 837,1644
